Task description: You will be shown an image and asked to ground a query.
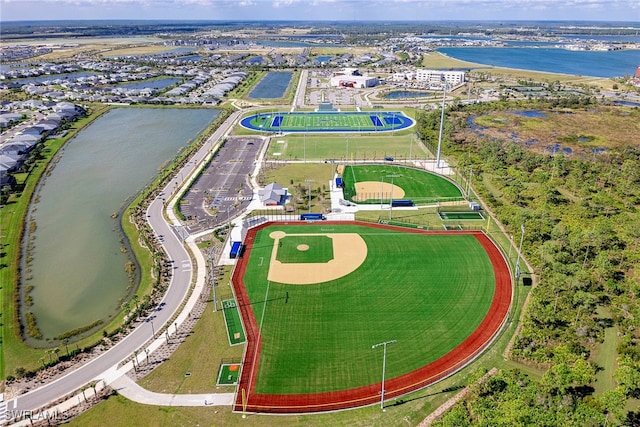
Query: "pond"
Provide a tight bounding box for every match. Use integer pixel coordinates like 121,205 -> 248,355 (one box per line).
22,107 -> 219,344
384,91 -> 434,99
248,71 -> 293,99
117,77 -> 182,90
315,56 -> 333,63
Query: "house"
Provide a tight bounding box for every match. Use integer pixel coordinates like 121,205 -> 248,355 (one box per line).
258,182 -> 287,206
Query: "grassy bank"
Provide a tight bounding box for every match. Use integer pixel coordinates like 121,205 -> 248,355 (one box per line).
1,105 -> 111,379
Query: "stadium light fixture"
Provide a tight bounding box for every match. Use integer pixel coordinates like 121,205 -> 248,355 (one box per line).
516,224 -> 525,280
436,82 -> 447,168
372,339 -> 397,411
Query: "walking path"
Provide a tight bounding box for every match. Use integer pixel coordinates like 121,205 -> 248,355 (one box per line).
110,375 -> 234,407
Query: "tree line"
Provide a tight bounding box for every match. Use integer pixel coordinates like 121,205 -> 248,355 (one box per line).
422,100 -> 640,425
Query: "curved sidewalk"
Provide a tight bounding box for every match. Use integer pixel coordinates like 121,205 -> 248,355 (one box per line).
110,375 -> 234,407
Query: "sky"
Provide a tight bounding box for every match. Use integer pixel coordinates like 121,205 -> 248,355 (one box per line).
1,0 -> 639,23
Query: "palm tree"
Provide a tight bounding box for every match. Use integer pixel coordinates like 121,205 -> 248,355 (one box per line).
54,347 -> 60,362
133,350 -> 139,371
133,294 -> 139,311
62,338 -> 70,357
89,381 -> 98,400
121,300 -> 130,316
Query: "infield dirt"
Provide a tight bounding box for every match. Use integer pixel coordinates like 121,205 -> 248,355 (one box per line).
267,231 -> 367,285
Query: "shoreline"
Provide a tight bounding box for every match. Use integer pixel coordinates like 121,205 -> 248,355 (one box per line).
435,49 -> 636,80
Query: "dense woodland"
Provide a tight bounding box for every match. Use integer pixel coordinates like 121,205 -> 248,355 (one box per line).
417,100 -> 640,425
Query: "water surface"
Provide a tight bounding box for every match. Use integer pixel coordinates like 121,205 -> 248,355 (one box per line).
23,107 -> 218,343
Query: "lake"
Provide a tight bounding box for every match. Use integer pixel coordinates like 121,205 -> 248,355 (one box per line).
438,47 -> 640,78
117,77 -> 182,90
22,107 -> 219,344
248,71 -> 293,99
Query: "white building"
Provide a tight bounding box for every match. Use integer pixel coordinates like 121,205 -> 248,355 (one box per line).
329,68 -> 379,88
415,69 -> 466,86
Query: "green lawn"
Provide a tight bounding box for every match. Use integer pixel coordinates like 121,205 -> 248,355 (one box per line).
222,299 -> 246,346
266,133 -> 422,162
342,165 -> 464,205
241,224 -> 495,394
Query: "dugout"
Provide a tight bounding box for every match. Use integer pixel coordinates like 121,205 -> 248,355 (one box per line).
300,213 -> 325,221
391,199 -> 414,207
230,241 -> 243,258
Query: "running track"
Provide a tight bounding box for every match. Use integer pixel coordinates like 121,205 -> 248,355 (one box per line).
231,221 -> 512,414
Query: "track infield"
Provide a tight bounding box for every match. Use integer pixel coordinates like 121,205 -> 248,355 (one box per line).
232,221 -> 511,414
240,111 -> 414,133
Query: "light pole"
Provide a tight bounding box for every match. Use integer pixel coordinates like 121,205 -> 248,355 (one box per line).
372,339 -> 397,411
305,179 -> 314,213
380,176 -> 385,210
409,134 -> 413,163
386,174 -> 400,220
515,224 -> 525,280
436,82 -> 447,169
346,137 -> 349,164
209,248 -> 217,312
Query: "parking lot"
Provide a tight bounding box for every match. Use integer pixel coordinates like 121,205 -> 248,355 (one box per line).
181,136 -> 264,233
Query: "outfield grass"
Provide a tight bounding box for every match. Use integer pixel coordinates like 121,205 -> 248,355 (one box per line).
266,133 -> 425,162
342,165 -> 464,205
242,224 -> 495,394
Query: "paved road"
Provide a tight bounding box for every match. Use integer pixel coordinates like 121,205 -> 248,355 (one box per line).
7,109 -> 244,415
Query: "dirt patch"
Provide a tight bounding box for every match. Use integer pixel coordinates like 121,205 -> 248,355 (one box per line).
268,233 -> 367,285
297,244 -> 309,251
353,181 -> 405,202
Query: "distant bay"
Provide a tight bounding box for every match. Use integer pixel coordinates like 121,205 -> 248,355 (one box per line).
438,47 -> 639,78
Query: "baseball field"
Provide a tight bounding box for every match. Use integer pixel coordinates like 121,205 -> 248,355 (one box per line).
231,221 -> 512,413
342,164 -> 465,204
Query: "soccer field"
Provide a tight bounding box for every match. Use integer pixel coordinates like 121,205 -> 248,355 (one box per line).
342,164 -> 464,204
240,111 -> 414,133
232,222 -> 512,413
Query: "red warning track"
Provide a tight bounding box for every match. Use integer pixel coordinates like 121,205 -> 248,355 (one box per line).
231,221 -> 512,414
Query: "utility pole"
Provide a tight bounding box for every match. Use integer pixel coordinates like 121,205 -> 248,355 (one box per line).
436,82 -> 447,168
305,179 -> 314,212
516,224 -> 525,280
372,340 -> 397,411
386,174 -> 400,220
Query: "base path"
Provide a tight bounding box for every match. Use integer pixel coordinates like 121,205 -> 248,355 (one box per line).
232,221 -> 512,414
